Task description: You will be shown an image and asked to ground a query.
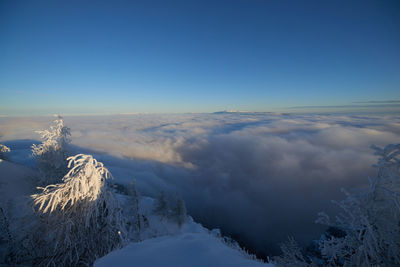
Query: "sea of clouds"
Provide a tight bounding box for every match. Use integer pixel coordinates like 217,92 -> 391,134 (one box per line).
1,112 -> 399,256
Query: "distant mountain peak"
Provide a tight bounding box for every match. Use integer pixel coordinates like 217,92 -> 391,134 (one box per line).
213,110 -> 249,114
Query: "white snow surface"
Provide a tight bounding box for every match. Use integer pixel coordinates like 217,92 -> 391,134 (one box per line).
0,159 -> 37,203
108,194 -> 272,266
0,159 -> 38,260
95,232 -> 272,267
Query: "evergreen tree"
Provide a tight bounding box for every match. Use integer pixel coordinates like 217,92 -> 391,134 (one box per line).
316,144 -> 400,266
31,154 -> 126,266
153,191 -> 169,218
273,237 -> 310,267
171,197 -> 187,227
0,144 -> 10,160
32,115 -> 71,185
0,206 -> 14,264
126,181 -> 146,241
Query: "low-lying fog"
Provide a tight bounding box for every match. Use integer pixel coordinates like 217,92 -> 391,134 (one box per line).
1,112 -> 399,256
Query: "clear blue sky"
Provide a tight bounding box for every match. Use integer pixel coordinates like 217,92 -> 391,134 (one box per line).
1,0 -> 399,115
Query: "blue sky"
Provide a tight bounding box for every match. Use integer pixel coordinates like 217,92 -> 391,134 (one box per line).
1,0 -> 399,115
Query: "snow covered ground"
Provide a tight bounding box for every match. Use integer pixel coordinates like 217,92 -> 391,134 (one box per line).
95,232 -> 272,267
107,194 -> 273,266
0,159 -> 38,261
0,155 -> 272,266
0,159 -> 37,198
0,159 -> 37,216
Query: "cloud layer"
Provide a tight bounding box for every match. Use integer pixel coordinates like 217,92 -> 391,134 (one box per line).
1,112 -> 400,256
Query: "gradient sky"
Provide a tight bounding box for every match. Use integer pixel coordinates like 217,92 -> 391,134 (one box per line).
1,0 -> 399,115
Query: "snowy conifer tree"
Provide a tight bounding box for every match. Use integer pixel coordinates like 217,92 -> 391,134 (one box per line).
316,144 -> 400,266
126,181 -> 146,241
0,197 -> 39,266
32,115 -> 71,185
153,191 -> 169,218
0,206 -> 14,264
273,237 -> 310,267
31,154 -> 126,266
0,144 -> 10,160
171,197 -> 187,227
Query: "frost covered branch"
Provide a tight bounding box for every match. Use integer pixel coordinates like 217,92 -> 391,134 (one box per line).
32,115 -> 71,185
0,144 -> 10,160
273,237 -> 310,267
316,144 -> 400,266
31,154 -> 126,266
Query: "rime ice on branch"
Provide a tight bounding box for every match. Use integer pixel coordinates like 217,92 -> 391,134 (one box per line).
316,144 -> 400,266
32,115 -> 71,185
0,144 -> 10,160
31,154 -> 126,266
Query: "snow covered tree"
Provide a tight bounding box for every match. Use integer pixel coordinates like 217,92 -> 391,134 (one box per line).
125,181 -> 147,241
153,191 -> 169,219
31,154 -> 126,266
0,144 -> 10,160
316,144 -> 400,266
32,115 -> 71,185
1,205 -> 38,266
171,197 -> 187,227
0,206 -> 15,264
273,237 -> 310,267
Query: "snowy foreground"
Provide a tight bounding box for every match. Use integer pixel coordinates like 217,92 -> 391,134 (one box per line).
95,232 -> 272,267
96,194 -> 272,267
0,158 -> 272,266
